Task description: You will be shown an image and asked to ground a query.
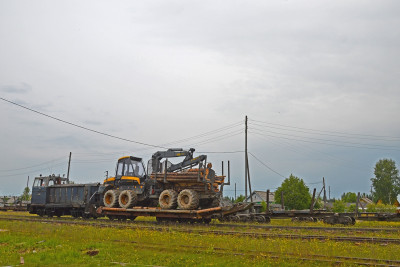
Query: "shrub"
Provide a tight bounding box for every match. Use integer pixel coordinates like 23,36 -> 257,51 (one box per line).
346,204 -> 357,212
366,203 -> 397,213
332,200 -> 346,212
260,201 -> 267,212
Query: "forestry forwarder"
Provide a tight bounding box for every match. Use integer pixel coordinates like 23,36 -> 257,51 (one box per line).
100,148 -> 226,210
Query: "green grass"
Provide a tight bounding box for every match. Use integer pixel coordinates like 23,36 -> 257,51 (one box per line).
1,216 -> 400,266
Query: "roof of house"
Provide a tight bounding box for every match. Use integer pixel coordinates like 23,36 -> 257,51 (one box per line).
245,190 -> 275,203
360,198 -> 373,204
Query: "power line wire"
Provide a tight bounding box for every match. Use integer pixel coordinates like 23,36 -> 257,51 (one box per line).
186,130 -> 243,147
250,132 -> 368,174
249,121 -> 400,142
249,119 -> 400,140
0,161 -> 67,178
198,151 -> 244,154
0,97 -> 167,149
159,121 -> 242,147
248,152 -> 286,178
74,122 -> 243,157
249,126 -> 399,150
0,156 -> 67,172
249,130 -> 400,151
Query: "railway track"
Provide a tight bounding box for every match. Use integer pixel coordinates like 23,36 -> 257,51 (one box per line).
1,214 -> 400,233
2,215 -> 400,245
112,239 -> 400,266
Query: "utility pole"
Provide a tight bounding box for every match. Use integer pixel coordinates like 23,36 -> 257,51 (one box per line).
234,183 -> 237,200
323,177 -> 327,208
246,157 -> 253,202
245,115 -> 248,201
26,176 -> 29,188
329,186 -> 331,200
67,152 -> 72,183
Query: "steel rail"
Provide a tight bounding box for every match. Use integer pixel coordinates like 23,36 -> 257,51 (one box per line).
111,239 -> 400,266
2,216 -> 400,245
1,214 -> 400,233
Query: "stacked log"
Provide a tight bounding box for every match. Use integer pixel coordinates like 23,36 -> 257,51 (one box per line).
150,168 -> 224,192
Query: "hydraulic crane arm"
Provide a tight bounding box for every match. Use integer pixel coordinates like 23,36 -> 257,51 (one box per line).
151,148 -> 207,173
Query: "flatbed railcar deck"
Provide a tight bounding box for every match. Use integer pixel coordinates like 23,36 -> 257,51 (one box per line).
97,203 -> 252,223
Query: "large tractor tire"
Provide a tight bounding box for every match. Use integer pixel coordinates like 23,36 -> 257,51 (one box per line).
177,189 -> 199,210
159,189 -> 178,209
118,190 -> 138,209
103,190 -> 120,208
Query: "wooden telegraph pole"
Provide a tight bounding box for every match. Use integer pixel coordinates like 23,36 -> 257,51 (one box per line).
245,116 -> 248,201
67,152 -> 72,183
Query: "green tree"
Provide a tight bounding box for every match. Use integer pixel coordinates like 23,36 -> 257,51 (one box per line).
20,187 -> 31,201
341,192 -> 357,203
260,201 -> 267,212
371,159 -> 400,204
346,204 -> 357,212
366,203 -> 397,213
275,174 -> 312,210
313,198 -> 323,209
332,200 -> 346,212
1,196 -> 10,204
234,194 -> 245,203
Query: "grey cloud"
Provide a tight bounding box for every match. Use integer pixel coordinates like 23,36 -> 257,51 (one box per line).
0,1 -> 399,197
84,120 -> 102,126
1,83 -> 32,94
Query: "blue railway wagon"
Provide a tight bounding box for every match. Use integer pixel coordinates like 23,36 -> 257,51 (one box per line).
29,175 -> 101,218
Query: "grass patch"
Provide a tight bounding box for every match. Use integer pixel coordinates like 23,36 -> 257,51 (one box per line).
1,217 -> 400,266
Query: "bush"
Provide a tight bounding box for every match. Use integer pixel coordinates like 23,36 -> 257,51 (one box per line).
366,203 -> 397,213
346,204 -> 357,212
234,195 -> 245,203
332,200 -> 346,213
260,201 -> 267,212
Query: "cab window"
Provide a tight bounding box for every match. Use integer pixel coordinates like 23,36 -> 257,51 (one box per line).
116,162 -> 124,177
33,178 -> 44,187
125,163 -> 134,176
132,161 -> 145,177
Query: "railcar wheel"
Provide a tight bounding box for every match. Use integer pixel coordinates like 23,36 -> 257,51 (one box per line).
103,190 -> 120,208
118,190 -> 138,209
255,215 -> 266,223
240,216 -> 249,222
107,215 -> 116,220
230,215 -> 240,222
38,209 -> 45,217
202,218 -> 212,224
156,217 -> 168,223
159,189 -> 178,209
177,189 -> 199,210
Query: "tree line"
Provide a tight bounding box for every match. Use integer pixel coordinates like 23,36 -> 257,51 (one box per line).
229,158 -> 399,211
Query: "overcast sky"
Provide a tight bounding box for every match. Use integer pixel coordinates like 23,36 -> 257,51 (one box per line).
1,0 -> 399,199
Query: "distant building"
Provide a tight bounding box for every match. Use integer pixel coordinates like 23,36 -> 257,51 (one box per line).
244,191 -> 282,212
244,191 -> 275,203
359,197 -> 373,210
0,196 -> 20,206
